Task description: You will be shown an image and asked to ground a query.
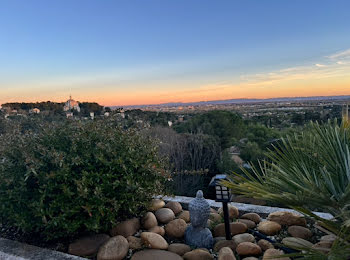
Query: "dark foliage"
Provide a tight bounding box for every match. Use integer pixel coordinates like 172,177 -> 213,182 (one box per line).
174,110 -> 245,149
0,121 -> 168,240
79,102 -> 104,116
2,102 -> 65,114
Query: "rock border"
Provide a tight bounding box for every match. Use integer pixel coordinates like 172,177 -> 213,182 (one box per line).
158,195 -> 333,220
0,195 -> 333,260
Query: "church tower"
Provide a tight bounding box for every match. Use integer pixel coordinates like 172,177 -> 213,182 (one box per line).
63,95 -> 81,112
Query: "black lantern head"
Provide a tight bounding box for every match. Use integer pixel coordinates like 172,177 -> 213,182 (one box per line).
209,174 -> 232,202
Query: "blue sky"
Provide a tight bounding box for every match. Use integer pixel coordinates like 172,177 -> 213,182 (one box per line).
1,0 -> 350,105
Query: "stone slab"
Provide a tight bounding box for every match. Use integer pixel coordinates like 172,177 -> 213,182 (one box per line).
158,195 -> 333,220
0,238 -> 86,260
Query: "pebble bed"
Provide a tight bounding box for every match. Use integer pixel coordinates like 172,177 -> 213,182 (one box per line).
65,198 -> 336,260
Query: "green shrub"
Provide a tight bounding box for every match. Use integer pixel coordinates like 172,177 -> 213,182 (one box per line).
0,121 -> 168,240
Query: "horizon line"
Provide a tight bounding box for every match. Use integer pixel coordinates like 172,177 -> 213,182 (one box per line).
112,94 -> 350,107
2,94 -> 350,108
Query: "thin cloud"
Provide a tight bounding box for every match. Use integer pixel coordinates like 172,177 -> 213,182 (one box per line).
240,60 -> 350,87
328,49 -> 350,60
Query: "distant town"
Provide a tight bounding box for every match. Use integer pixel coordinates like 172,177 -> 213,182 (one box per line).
1,95 -> 349,128
130,95 -> 350,127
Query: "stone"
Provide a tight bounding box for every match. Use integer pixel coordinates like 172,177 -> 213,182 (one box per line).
141,232 -> 168,249
168,243 -> 191,256
110,218 -> 140,237
218,247 -> 236,260
155,208 -> 175,224
230,222 -> 248,235
213,240 -> 237,252
178,210 -> 190,222
210,208 -> 218,213
185,190 -> 213,249
68,234 -> 110,257
213,223 -> 226,237
165,219 -> 187,238
232,197 -> 266,206
263,249 -> 290,260
241,213 -> 261,224
320,234 -> 337,243
183,249 -> 214,260
282,237 -> 313,249
209,212 -> 222,222
257,221 -> 281,236
214,236 -> 226,244
165,201 -> 183,215
127,236 -> 142,250
314,240 -> 333,248
236,242 -> 262,256
288,225 -> 312,239
238,219 -> 256,229
131,249 -> 182,260
257,239 -> 274,251
313,236 -> 334,254
267,211 -> 306,226
214,222 -> 247,237
312,242 -> 332,254
149,199 -> 165,211
218,205 -> 239,220
142,212 -> 158,230
233,233 -> 255,245
97,236 -> 129,260
148,226 -> 165,236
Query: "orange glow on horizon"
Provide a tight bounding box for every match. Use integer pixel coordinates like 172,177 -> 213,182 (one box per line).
2,83 -> 348,107
1,65 -> 350,107
88,79 -> 350,106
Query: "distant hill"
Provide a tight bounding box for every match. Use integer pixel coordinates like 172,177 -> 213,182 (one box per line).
111,95 -> 350,109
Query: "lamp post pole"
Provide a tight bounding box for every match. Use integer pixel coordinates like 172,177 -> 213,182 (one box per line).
222,201 -> 231,240
209,174 -> 232,241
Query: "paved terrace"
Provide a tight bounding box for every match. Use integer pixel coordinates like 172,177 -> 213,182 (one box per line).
159,195 -> 334,220
0,238 -> 86,260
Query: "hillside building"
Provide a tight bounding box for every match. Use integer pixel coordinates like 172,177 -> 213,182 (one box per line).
63,95 -> 81,112
66,112 -> 73,118
29,108 -> 40,114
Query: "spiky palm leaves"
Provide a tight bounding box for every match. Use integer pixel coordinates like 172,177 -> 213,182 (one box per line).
222,120 -> 350,258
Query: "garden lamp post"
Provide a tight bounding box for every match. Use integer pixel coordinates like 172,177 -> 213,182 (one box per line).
209,174 -> 233,240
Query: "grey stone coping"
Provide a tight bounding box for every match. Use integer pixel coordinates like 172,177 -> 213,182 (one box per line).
0,237 -> 86,260
159,195 -> 334,220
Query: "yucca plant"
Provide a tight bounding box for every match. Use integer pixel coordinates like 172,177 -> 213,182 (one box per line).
222,119 -> 350,258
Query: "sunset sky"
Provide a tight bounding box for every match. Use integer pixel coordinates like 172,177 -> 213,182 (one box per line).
1,0 -> 350,106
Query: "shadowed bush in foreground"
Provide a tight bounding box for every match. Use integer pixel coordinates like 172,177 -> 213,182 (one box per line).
0,121 -> 168,240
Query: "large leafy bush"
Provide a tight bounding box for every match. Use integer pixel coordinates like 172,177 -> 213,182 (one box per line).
0,121 -> 168,240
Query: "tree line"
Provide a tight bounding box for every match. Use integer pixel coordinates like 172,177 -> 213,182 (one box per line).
2,101 -> 104,116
